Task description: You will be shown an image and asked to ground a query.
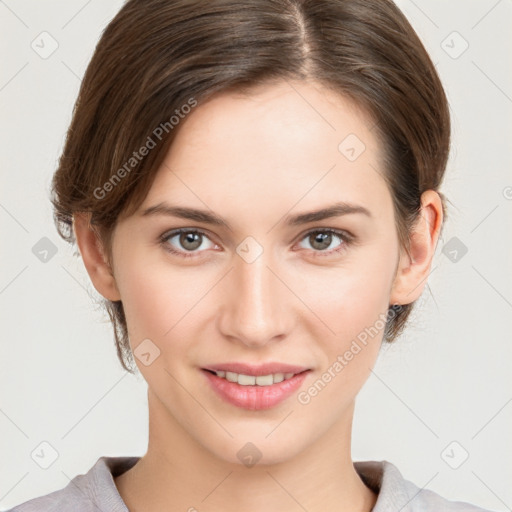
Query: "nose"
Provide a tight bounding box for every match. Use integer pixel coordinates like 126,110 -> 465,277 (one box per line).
218,250 -> 291,348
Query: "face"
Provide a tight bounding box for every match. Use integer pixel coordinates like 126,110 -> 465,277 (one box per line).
109,79 -> 402,465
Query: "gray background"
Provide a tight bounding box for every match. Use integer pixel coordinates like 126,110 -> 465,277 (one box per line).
1,0 -> 511,510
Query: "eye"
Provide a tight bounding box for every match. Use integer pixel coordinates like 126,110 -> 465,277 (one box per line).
159,227 -> 354,260
159,229 -> 217,258
296,229 -> 353,257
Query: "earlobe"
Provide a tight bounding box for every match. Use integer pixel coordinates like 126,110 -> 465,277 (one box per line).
72,212 -> 121,302
389,190 -> 443,306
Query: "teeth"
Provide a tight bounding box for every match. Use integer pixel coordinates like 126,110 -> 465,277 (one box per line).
226,371 -> 238,383
273,373 -> 285,383
255,374 -> 273,386
213,370 -> 298,386
238,374 -> 256,385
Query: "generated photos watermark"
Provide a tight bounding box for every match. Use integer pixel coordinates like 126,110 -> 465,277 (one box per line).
93,97 -> 198,200
297,304 -> 403,405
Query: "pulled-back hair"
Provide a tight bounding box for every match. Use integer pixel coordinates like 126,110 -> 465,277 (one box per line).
51,0 -> 450,373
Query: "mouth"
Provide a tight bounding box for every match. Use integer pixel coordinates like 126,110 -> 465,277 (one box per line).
201,363 -> 311,410
202,368 -> 304,386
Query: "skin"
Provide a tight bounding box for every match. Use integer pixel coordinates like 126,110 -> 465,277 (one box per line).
74,79 -> 442,512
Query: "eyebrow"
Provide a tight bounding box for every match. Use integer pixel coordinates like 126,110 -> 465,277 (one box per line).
140,201 -> 372,229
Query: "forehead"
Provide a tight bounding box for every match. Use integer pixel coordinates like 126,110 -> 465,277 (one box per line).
168,79 -> 378,164
140,79 -> 392,227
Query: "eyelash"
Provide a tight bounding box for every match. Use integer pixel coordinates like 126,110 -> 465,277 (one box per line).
158,228 -> 354,260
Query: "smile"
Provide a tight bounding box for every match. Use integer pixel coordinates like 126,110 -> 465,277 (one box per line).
202,368 -> 310,410
208,370 -> 298,386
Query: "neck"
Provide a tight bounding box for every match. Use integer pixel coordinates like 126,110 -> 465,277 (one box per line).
115,390 -> 377,512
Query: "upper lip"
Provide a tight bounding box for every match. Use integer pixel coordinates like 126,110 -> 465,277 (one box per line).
202,362 -> 310,376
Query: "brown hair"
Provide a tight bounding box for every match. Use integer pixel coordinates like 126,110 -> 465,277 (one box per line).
51,0 -> 450,373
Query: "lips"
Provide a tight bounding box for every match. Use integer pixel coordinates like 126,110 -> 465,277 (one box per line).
201,362 -> 311,410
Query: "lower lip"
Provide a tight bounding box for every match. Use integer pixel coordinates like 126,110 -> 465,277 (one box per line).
202,370 -> 309,410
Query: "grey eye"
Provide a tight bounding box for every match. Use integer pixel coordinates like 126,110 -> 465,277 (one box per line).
299,231 -> 344,252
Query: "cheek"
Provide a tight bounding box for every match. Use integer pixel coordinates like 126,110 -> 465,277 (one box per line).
300,241 -> 397,381
114,251 -> 215,351
113,251 -> 174,344
304,255 -> 395,341
300,271 -> 388,410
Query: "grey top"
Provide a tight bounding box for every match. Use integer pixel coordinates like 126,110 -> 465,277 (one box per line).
7,456 -> 495,511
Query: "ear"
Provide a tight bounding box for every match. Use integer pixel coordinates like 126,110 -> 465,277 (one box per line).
73,212 -> 121,302
389,190 -> 443,306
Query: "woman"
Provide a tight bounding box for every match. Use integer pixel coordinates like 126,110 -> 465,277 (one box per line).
8,0 -> 495,510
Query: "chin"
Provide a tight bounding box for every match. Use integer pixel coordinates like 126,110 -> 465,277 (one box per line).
204,430 -> 308,468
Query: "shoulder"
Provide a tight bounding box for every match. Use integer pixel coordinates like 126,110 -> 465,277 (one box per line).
6,456 -> 139,512
354,460 -> 496,512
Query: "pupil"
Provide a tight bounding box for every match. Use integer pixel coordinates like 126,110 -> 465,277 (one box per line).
312,232 -> 331,250
181,232 -> 201,250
